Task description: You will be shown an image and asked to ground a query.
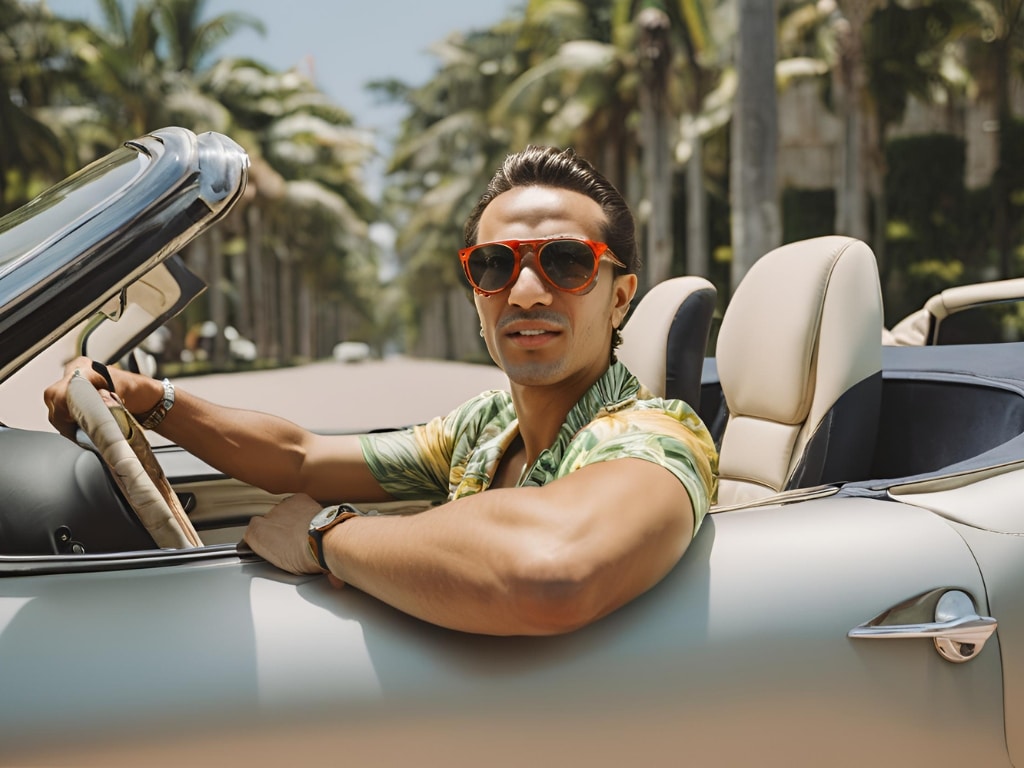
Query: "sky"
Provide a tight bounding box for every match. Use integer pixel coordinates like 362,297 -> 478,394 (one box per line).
204,0 -> 517,138
44,0 -> 519,190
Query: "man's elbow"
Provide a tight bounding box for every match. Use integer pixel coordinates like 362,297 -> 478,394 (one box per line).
504,554 -> 613,636
502,532 -> 691,635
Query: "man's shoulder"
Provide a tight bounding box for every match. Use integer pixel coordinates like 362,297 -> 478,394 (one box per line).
457,388 -> 513,416
434,388 -> 515,437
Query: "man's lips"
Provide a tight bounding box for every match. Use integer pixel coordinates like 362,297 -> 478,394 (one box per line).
497,313 -> 566,346
504,326 -> 561,337
505,328 -> 559,348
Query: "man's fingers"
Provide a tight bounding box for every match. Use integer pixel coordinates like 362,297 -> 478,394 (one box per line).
327,574 -> 346,590
44,357 -> 113,440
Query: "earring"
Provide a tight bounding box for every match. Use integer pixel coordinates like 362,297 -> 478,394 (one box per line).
479,327 -> 485,337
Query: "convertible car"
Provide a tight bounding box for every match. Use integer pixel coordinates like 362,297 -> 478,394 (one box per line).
1,128 -> 1022,766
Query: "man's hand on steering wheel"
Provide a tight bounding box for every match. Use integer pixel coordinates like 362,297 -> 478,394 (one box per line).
49,358 -> 201,549
45,356 -> 165,440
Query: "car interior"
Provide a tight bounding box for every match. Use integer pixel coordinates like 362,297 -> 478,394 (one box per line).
620,235 -> 1024,504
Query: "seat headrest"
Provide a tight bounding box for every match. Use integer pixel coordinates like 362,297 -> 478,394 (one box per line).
716,236 -> 882,427
619,276 -> 716,404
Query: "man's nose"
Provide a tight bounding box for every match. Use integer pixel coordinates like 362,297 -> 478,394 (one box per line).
508,253 -> 553,307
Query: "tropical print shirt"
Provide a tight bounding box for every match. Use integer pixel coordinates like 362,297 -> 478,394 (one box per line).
359,362 -> 719,530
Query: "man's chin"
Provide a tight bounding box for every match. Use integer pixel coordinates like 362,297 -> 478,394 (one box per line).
501,359 -> 567,387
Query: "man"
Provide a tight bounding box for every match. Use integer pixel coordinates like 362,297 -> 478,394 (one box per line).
45,146 -> 718,636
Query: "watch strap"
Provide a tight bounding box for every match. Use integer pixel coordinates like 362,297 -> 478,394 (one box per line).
308,503 -> 364,572
139,378 -> 175,430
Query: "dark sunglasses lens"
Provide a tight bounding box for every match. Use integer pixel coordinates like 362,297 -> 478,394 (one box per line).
468,244 -> 516,292
540,240 -> 597,290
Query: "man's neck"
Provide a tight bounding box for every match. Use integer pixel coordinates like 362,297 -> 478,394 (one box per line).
509,367 -> 609,465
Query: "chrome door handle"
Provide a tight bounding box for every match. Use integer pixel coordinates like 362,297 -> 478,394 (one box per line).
848,590 -> 997,663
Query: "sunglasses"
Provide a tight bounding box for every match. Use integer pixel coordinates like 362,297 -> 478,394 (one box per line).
459,237 -> 627,296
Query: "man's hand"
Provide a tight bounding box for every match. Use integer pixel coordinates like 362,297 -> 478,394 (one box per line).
44,356 -> 163,440
244,493 -> 330,577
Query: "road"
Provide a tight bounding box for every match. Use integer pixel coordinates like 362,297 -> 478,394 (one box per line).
1,356 -> 509,435
177,357 -> 510,432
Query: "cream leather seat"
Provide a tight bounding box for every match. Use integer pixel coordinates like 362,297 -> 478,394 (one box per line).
618,275 -> 717,409
714,236 -> 883,507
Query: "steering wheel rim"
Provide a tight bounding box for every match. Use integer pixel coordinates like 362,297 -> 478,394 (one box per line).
66,370 -> 202,549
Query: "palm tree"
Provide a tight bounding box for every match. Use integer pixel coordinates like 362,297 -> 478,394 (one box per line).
862,0 -> 984,285
730,0 -> 781,292
382,22 -> 525,359
830,0 -> 880,243
0,0 -> 80,210
206,56 -> 378,363
636,4 -> 675,287
778,0 -> 983,301
470,0 -> 730,288
151,0 -> 263,74
630,0 -> 730,284
966,0 -> 1024,278
668,0 -> 731,282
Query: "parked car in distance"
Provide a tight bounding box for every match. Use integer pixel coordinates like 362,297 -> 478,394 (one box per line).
332,340 -> 372,363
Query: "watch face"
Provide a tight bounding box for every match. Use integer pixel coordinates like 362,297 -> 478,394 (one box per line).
310,506 -> 340,530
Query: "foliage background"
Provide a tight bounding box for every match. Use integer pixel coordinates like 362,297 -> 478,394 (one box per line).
3,0 -> 1023,369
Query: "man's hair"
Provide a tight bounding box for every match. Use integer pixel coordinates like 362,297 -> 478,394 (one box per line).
463,146 -> 639,275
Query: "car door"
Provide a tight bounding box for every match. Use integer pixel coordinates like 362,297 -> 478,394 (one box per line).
645,495 -> 1006,764
0,493 -> 1007,767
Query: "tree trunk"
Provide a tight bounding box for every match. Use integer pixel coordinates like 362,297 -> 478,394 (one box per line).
208,227 -> 228,366
685,121 -> 708,278
730,0 -> 781,294
992,32 -> 1013,279
637,6 -> 675,289
247,206 -> 269,361
832,1 -> 874,242
298,276 -> 314,361
278,247 -> 294,363
230,227 -> 251,346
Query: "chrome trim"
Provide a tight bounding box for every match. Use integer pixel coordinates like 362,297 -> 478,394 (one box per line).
848,589 -> 997,663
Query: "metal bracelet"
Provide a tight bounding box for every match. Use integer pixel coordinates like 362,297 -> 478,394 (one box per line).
139,378 -> 175,429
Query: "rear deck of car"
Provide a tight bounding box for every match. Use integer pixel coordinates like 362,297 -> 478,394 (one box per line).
699,340 -> 1024,489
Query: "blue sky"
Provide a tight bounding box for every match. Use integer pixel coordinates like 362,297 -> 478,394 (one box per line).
44,0 -> 517,138
205,0 -> 516,138
42,0 -> 516,206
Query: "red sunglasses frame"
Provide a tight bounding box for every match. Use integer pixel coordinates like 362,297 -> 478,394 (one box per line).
458,237 -> 627,296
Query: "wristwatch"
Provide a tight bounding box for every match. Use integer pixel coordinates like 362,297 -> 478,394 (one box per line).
139,378 -> 175,429
307,503 -> 364,572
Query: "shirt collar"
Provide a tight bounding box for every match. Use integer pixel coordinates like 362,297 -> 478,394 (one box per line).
521,361 -> 642,484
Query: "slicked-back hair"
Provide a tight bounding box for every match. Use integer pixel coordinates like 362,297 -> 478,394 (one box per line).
463,146 -> 639,276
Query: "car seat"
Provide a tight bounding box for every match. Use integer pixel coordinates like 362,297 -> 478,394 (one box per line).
618,275 -> 717,409
714,236 -> 883,506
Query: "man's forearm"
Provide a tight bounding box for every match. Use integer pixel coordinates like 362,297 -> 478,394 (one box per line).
320,461 -> 694,636
146,385 -> 385,501
155,388 -> 315,493
323,487 -> 585,635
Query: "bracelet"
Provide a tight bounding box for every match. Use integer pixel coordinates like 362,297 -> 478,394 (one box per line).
139,378 -> 175,429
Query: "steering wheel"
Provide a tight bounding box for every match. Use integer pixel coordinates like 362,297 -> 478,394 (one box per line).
66,370 -> 202,549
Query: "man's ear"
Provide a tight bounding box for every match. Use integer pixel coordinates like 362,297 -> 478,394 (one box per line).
612,273 -> 638,328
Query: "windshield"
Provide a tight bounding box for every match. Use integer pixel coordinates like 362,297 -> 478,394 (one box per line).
0,148 -> 145,279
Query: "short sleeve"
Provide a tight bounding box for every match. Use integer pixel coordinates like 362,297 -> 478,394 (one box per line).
359,390 -> 515,501
559,403 -> 718,531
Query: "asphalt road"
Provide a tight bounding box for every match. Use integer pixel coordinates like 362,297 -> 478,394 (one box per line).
178,357 -> 511,432
2,356 -> 509,435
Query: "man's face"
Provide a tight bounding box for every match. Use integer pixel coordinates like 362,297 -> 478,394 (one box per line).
473,185 -> 636,392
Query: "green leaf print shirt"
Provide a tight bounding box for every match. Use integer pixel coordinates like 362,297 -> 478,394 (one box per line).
359,362 -> 719,531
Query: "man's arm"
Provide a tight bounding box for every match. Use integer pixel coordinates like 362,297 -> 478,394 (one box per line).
245,457 -> 695,636
44,356 -> 389,502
